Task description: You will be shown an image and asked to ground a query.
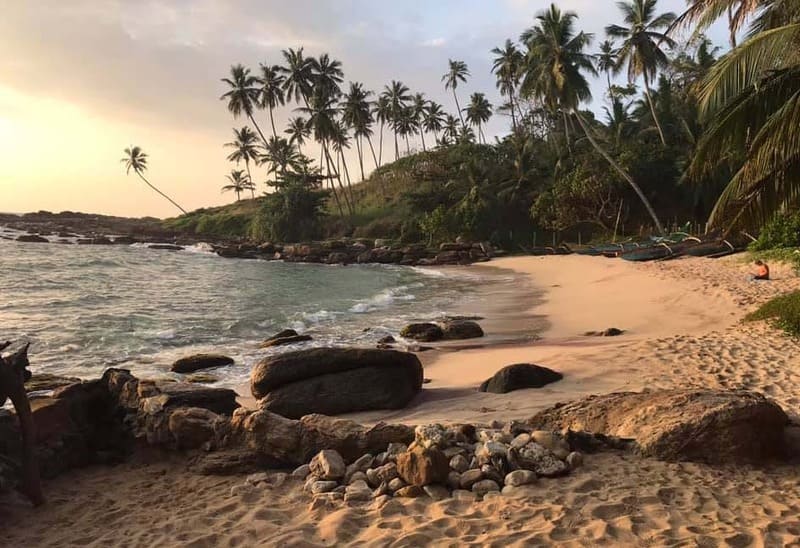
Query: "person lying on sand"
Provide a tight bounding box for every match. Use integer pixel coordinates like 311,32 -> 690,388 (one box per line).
752,260 -> 770,281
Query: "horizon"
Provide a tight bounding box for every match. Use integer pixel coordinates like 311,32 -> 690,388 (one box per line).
0,0 -> 729,218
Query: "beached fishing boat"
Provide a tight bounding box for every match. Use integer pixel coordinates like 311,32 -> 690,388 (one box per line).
620,237 -> 702,262
684,239 -> 738,258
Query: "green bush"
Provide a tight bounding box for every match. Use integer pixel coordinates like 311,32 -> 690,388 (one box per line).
750,212 -> 800,250
746,291 -> 800,336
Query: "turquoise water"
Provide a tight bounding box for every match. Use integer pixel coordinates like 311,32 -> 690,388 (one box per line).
0,229 -> 486,390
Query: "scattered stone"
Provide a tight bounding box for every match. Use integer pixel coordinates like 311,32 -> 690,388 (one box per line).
374,463 -> 400,484
386,443 -> 408,459
510,433 -> 531,449
531,431 -> 571,460
510,443 -> 569,478
479,364 -> 563,394
344,480 -> 372,502
471,479 -> 500,497
396,445 -> 449,486
348,471 -> 368,485
309,450 -> 346,481
171,353 -> 234,374
246,472 -> 270,485
185,373 -> 219,384
566,452 -> 584,470
504,470 -> 537,487
310,481 -> 339,495
414,424 -> 451,449
449,454 -> 469,473
372,482 -> 390,498
399,323 -> 444,342
459,469 -> 483,490
259,329 -> 313,348
377,335 -> 396,345
388,477 -> 406,492
446,471 -> 462,490
394,485 -> 425,498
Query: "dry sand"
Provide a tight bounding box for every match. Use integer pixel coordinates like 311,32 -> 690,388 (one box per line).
3,254 -> 800,547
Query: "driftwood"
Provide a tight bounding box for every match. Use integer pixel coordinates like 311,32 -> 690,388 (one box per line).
0,342 -> 44,506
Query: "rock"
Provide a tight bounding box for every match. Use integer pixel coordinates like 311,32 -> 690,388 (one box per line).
528,389 -> 789,464
531,431 -> 571,460
388,477 -> 406,492
480,465 -> 505,485
25,373 -> 81,393
310,480 -> 339,495
259,329 -> 313,348
603,328 -> 624,336
344,453 -> 374,482
148,244 -> 184,251
246,472 -> 270,485
344,479 -> 372,502
396,445 -> 449,486
423,484 -> 450,501
309,450 -> 346,481
566,451 -> 584,469
504,470 -> 537,487
479,364 -> 563,394
395,486 -> 424,498
483,491 -> 503,501
112,236 -> 138,245
185,373 -> 219,384
374,463 -> 400,484
510,433 -> 531,449
16,234 -> 49,243
377,335 -> 396,345
189,449 -> 266,476
452,489 -> 476,502
158,383 -> 239,415
446,471 -> 461,490
292,464 -> 311,478
386,443 -> 408,458
475,441 -> 507,466
414,424 -> 451,449
510,443 -> 568,478
471,480 -> 500,497
449,454 -> 469,473
399,323 -> 444,342
251,348 -> 423,418
167,407 -> 222,450
171,354 -> 234,374
372,482 -> 390,498
459,469 -> 483,490
440,320 -> 484,340
348,471 -> 368,485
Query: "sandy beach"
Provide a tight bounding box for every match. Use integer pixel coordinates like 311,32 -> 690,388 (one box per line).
3,254 -> 800,546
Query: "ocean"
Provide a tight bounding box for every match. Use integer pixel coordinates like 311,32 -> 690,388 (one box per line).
0,228 -> 494,391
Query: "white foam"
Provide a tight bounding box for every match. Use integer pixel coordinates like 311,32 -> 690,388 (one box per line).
349,285 -> 416,314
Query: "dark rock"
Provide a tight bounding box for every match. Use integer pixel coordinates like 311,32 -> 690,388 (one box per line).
252,348 -> 423,418
326,252 -> 351,265
603,328 -> 624,336
16,235 -> 48,243
171,353 -> 234,374
396,446 -> 449,486
529,389 -> 789,463
112,236 -> 138,245
148,244 -> 184,251
168,407 -> 223,449
25,373 -> 81,393
479,364 -> 563,394
189,449 -> 274,475
377,335 -> 396,345
185,373 -> 219,384
400,323 -> 444,342
157,383 -> 239,415
441,320 -> 484,340
260,329 -> 313,348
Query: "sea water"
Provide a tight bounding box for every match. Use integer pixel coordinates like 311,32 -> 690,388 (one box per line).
0,229 -> 487,390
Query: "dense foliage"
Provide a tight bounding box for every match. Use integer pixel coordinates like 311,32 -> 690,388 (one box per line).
746,290 -> 800,337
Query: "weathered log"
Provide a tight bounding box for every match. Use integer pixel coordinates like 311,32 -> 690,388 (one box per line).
0,343 -> 45,506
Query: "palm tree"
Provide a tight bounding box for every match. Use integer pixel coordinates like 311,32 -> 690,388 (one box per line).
423,102 -> 447,144
258,64 -> 285,138
606,0 -> 677,146
394,107 -> 417,155
262,137 -> 303,181
220,64 -> 269,147
442,59 -> 470,128
412,93 -> 428,151
465,93 -> 493,144
521,3 -> 666,235
341,82 -> 375,179
691,19 -> 800,231
279,47 -> 314,105
121,146 -> 187,215
491,39 -> 524,132
374,95 -> 392,166
442,114 -> 460,145
310,53 -> 344,100
222,169 -> 250,201
285,116 -> 311,153
669,0 -> 761,48
381,81 -> 411,161
596,40 -> 618,102
224,127 -> 260,198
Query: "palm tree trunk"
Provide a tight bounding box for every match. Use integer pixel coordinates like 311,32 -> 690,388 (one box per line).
573,110 -> 665,235
394,128 -> 399,161
727,7 -> 737,49
405,135 -> 410,155
454,90 -> 465,127
478,124 -> 485,144
606,72 -> 614,103
339,148 -> 356,208
643,73 -> 667,146
324,143 -> 353,216
247,113 -> 270,148
268,107 -> 278,139
366,134 -> 379,170
508,85 -> 518,134
245,160 -> 255,198
562,111 -> 572,155
419,129 -> 427,152
322,143 -> 345,217
378,121 -> 384,167
136,172 -> 187,215
356,136 -> 365,181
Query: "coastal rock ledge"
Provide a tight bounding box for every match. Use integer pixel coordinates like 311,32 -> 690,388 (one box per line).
250,347 -> 424,419
528,389 -> 789,464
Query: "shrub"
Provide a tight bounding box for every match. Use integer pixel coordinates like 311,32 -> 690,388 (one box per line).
750,212 -> 800,250
746,291 -> 800,337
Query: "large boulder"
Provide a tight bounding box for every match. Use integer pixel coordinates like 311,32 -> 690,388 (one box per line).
400,323 -> 444,342
529,389 -> 789,464
250,347 -> 423,418
441,320 -> 484,340
259,329 -> 313,348
154,383 -> 239,416
171,353 -> 234,374
479,364 -> 563,394
396,445 -> 449,486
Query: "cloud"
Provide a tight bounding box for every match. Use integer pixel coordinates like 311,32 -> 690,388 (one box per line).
422,37 -> 447,48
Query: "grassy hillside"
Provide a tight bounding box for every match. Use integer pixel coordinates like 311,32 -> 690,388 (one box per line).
162,199 -> 263,240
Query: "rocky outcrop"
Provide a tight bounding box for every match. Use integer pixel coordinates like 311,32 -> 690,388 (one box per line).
400,323 -> 444,342
259,329 -> 313,348
441,320 -> 484,340
479,364 -> 563,394
400,320 -> 485,342
250,348 -> 423,418
528,389 -> 789,463
171,353 -> 234,374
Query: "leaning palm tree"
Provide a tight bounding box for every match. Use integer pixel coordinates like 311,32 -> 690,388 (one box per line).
224,127 -> 259,197
341,82 -> 375,179
691,19 -> 800,231
221,169 -> 250,201
521,3 -> 666,235
311,54 -> 345,100
279,47 -> 314,105
285,116 -> 311,153
669,0 -> 761,48
606,0 -> 677,146
374,95 -> 392,166
121,146 -> 187,215
442,114 -> 460,146
381,81 -> 411,161
394,107 -> 417,156
442,59 -> 470,128
465,93 -> 493,144
491,39 -> 524,132
258,64 -> 285,138
596,40 -> 618,101
423,102 -> 447,144
220,64 -> 269,147
411,93 -> 429,152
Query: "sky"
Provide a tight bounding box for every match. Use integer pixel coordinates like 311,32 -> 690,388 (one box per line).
0,0 -> 729,218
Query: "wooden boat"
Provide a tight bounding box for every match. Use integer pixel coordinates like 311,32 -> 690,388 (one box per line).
620,237 -> 701,262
